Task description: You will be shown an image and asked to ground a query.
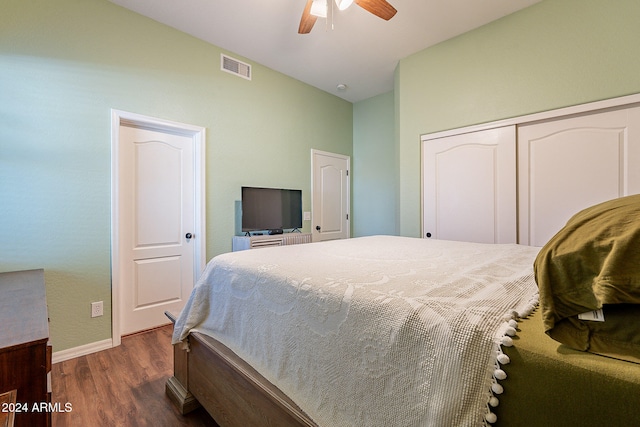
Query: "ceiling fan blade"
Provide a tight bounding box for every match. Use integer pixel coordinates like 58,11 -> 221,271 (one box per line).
355,0 -> 397,20
298,0 -> 318,34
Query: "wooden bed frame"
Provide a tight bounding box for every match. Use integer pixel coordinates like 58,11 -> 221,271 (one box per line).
165,312 -> 317,427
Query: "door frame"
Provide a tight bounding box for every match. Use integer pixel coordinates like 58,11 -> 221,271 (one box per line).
111,109 -> 206,346
311,149 -> 351,242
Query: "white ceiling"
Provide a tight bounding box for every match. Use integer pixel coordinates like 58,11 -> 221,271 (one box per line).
109,0 -> 541,103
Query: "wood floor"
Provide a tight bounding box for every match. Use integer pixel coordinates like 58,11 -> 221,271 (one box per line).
51,325 -> 218,427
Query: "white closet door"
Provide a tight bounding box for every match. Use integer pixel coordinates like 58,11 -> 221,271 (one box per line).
422,126 -> 516,244
518,106 -> 640,246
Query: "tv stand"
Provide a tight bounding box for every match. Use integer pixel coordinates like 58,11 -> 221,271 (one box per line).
232,232 -> 312,251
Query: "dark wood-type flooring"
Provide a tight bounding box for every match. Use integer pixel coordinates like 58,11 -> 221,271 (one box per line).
51,325 -> 218,427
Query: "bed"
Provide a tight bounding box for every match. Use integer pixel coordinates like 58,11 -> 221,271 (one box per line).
168,235 -> 539,426
167,196 -> 640,426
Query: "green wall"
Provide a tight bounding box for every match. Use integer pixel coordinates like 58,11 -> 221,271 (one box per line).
0,0 -> 352,352
395,0 -> 640,237
352,91 -> 396,236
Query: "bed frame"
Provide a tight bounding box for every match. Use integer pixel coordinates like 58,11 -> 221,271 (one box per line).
166,308 -> 640,427
165,312 -> 317,427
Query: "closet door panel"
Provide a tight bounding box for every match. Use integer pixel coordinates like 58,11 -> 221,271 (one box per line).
518,106 -> 640,246
422,126 -> 516,244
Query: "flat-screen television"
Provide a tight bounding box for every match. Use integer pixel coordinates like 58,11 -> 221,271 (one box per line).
241,186 -> 302,233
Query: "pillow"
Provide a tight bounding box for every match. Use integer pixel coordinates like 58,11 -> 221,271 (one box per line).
534,194 -> 640,363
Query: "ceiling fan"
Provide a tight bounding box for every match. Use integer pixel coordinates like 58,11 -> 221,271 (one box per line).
298,0 -> 397,34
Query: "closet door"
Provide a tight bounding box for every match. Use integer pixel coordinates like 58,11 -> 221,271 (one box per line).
518,106 -> 640,246
422,126 -> 516,244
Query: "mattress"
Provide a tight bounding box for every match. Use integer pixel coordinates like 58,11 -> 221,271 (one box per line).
173,235 -> 540,426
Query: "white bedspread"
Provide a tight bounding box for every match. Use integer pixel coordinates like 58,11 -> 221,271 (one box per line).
173,235 -> 540,426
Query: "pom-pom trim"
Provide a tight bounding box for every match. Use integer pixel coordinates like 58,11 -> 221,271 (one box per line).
483,292 -> 539,425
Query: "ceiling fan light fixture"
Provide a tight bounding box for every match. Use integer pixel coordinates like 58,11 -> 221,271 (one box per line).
299,0 -> 396,34
310,0 -> 327,18
335,0 -> 354,11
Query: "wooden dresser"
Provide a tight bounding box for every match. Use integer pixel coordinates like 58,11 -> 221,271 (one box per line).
0,269 -> 51,427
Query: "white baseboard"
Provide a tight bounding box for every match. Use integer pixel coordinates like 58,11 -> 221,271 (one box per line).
52,338 -> 114,364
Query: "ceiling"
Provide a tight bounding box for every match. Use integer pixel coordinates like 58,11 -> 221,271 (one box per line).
109,0 -> 541,103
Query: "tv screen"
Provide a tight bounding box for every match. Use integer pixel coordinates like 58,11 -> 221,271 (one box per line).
241,187 -> 302,232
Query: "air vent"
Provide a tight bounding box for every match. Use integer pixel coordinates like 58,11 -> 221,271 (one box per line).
221,54 -> 251,80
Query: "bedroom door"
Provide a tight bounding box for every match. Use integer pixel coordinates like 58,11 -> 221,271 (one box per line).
112,111 -> 206,343
311,150 -> 350,242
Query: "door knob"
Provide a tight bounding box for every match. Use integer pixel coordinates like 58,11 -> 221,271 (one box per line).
185,233 -> 193,240
315,226 -> 321,231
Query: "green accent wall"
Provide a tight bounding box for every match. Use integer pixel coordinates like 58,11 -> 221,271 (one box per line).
395,0 -> 640,237
353,91 -> 397,236
0,0 -> 352,352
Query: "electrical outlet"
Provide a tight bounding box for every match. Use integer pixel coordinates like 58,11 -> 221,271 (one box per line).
91,301 -> 103,318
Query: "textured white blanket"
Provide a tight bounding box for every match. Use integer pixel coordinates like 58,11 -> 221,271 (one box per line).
173,236 -> 539,426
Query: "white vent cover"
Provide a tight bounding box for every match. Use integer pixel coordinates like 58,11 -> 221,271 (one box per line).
221,54 -> 251,80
